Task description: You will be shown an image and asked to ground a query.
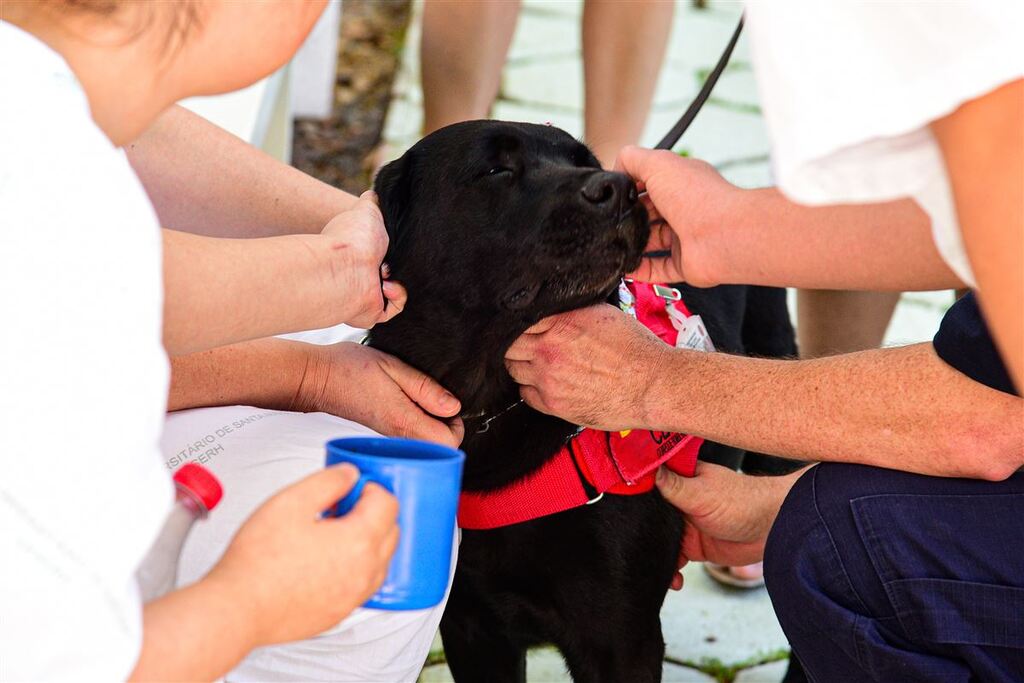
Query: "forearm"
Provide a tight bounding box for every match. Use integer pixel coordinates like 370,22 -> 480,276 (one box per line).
163,229 -> 342,355
169,337 -> 309,412
130,577 -> 257,681
932,79 -> 1024,390
647,343 -> 1022,480
709,189 -> 963,291
128,105 -> 357,237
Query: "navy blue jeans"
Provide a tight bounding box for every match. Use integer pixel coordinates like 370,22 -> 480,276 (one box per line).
764,463 -> 1024,683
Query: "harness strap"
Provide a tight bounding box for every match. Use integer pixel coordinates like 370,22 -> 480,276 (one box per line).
457,281 -> 704,531
457,429 -> 700,530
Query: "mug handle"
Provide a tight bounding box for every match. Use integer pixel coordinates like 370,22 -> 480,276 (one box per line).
325,469 -> 382,517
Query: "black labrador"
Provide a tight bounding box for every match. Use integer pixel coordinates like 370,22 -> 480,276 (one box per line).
369,120 -> 796,682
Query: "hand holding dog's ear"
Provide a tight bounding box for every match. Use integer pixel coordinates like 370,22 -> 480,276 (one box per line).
615,146 -> 746,289
319,191 -> 406,328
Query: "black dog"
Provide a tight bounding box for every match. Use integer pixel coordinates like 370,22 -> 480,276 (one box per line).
370,120 -> 796,682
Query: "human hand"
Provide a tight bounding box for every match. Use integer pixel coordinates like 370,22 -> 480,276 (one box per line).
206,465 -> 399,646
319,191 -> 407,328
296,342 -> 464,448
505,304 -> 672,431
656,462 -> 805,590
614,147 -> 747,287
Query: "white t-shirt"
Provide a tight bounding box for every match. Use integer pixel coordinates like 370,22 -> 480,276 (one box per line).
745,1 -> 1024,286
0,21 -> 172,680
161,405 -> 455,682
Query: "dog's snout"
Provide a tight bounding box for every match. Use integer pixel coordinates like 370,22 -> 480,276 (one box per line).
581,172 -> 634,208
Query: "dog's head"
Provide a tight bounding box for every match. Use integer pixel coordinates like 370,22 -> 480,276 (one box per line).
370,120 -> 649,411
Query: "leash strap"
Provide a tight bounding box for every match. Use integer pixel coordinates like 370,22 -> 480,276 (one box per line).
655,16 -> 744,151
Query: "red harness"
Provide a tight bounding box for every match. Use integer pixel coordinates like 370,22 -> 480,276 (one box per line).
457,281 -> 704,530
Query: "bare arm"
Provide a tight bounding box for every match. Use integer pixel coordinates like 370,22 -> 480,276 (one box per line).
506,306 -> 1023,481
709,189 -> 961,291
647,343 -> 1022,481
127,105 -> 357,237
616,150 -> 964,291
167,336 -> 306,412
130,576 -> 257,681
162,229 -> 348,355
169,337 -> 465,447
162,192 -> 403,356
932,78 -> 1024,391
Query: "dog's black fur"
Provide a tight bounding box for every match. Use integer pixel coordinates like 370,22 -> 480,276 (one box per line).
370,120 -> 796,682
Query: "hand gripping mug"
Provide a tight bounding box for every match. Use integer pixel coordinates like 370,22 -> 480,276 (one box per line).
324,437 -> 465,610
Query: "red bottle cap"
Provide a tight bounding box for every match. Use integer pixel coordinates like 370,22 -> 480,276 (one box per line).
173,463 -> 223,511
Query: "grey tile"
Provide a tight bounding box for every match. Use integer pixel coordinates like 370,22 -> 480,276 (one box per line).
707,68 -> 761,109
521,0 -> 583,20
902,290 -> 956,312
734,658 -> 790,683
663,662 -> 719,682
661,563 -> 789,666
717,159 -> 772,189
502,55 -> 585,111
527,647 -> 571,681
382,95 -> 424,142
666,2 -> 747,70
417,662 -> 452,682
644,102 -> 769,163
428,631 -> 444,657
509,8 -> 580,61
417,648 -> 572,683
419,649 -> 724,682
886,295 -> 948,347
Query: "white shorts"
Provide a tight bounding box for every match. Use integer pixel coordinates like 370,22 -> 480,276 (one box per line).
161,405 -> 455,682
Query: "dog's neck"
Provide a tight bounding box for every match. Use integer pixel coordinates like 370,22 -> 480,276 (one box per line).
368,295 -> 529,416
368,278 -> 614,491
370,294 -> 586,491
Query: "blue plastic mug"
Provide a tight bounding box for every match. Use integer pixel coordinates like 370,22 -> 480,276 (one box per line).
324,437 -> 465,610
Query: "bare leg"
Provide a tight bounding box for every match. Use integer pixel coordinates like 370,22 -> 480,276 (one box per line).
797,290 -> 902,358
420,0 -> 522,135
581,0 -> 674,167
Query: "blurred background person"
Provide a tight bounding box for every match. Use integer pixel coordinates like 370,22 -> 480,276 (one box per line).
419,0 -> 674,168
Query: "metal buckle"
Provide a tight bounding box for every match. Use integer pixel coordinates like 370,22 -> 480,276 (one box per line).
653,284 -> 682,301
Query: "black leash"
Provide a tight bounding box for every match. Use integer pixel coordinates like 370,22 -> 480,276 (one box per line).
654,15 -> 744,151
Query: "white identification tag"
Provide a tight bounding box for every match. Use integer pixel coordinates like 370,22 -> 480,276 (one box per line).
618,280 -> 637,318
666,306 -> 715,352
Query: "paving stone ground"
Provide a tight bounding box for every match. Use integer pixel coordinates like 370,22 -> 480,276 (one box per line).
385,2 -> 949,681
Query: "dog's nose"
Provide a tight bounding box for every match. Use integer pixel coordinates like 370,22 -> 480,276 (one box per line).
580,172 -> 635,207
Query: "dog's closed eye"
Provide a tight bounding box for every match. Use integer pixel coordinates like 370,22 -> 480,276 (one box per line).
485,166 -> 514,178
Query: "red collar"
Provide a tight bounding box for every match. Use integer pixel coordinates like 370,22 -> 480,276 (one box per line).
457,281 -> 704,530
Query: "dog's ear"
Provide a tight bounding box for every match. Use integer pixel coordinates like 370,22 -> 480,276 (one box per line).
373,152 -> 415,248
